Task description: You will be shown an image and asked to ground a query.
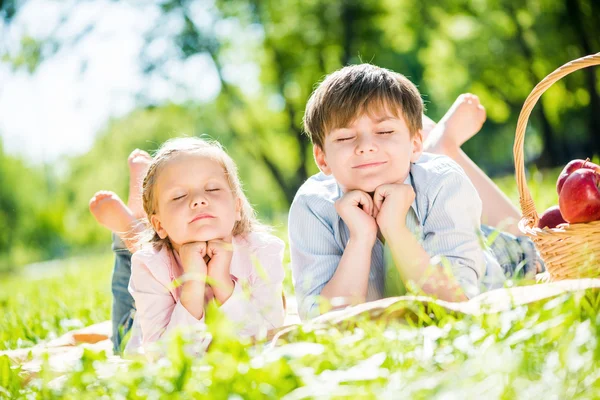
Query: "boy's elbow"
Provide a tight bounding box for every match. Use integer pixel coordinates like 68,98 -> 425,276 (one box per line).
298,298 -> 321,321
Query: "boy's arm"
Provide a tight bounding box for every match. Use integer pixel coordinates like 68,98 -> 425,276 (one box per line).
377,168 -> 484,301
384,226 -> 468,302
289,193 -> 376,319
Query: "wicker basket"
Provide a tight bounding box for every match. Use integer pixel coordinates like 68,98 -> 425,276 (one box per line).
514,52 -> 600,281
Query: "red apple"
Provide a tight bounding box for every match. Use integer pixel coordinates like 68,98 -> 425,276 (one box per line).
537,205 -> 567,229
557,158 -> 600,195
558,169 -> 600,223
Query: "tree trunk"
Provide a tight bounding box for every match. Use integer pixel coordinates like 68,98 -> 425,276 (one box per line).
566,0 -> 600,157
506,3 -> 560,167
341,0 -> 357,66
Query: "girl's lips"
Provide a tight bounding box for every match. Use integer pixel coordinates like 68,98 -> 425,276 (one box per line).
353,161 -> 387,169
190,214 -> 215,223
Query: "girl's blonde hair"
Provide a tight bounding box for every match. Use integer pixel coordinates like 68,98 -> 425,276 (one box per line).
140,136 -> 262,250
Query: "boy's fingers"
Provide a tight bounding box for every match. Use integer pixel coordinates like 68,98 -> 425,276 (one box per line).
356,191 -> 373,216
373,184 -> 391,211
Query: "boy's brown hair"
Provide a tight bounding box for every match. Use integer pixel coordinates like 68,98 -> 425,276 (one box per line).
303,64 -> 424,150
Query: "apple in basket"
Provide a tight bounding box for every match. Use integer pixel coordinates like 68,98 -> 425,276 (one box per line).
556,158 -> 600,195
537,205 -> 567,229
558,168 -> 600,223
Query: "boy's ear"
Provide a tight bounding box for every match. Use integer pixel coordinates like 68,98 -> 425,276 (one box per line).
313,144 -> 332,175
150,214 -> 168,239
410,130 -> 424,163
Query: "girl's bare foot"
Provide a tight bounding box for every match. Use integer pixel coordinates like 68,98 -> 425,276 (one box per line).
89,191 -> 138,234
128,149 -> 152,219
424,93 -> 486,158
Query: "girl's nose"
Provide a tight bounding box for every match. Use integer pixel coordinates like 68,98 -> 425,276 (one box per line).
191,194 -> 208,208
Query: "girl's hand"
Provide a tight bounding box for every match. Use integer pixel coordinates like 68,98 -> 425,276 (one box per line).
373,184 -> 415,237
206,236 -> 235,304
179,241 -> 209,274
206,236 -> 234,274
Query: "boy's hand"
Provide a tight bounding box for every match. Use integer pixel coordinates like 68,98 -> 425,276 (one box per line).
335,190 -> 378,244
179,241 -> 209,274
373,184 -> 415,237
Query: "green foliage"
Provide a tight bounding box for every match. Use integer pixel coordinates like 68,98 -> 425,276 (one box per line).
0,140 -> 67,273
1,35 -> 44,73
494,165 -> 563,214
2,0 -> 600,270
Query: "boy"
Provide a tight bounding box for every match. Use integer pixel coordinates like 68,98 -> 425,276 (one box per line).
289,64 -> 540,320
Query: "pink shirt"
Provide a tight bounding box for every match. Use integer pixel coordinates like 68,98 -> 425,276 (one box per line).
126,232 -> 285,352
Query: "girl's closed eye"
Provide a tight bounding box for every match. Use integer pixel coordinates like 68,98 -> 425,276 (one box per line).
336,136 -> 355,142
377,131 -> 393,135
172,194 -> 186,201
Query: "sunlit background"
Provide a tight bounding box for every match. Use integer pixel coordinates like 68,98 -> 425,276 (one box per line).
0,0 -> 599,271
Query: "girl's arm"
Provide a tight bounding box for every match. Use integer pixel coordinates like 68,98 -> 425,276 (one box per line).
130,251 -> 206,345
216,238 -> 286,336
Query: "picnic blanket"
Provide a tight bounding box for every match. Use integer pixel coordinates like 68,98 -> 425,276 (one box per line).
3,277 -> 600,385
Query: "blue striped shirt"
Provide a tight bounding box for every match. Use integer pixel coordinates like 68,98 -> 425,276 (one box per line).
288,153 -> 505,320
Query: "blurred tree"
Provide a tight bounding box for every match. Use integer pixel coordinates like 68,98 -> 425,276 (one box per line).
1,0 -> 600,265
0,139 -> 66,272
3,0 -> 598,175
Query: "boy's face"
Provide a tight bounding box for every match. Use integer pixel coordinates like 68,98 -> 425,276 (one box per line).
314,110 -> 423,193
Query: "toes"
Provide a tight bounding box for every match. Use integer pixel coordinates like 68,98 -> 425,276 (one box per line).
90,191 -> 118,205
138,149 -> 152,160
128,149 -> 152,164
128,149 -> 142,162
463,93 -> 480,105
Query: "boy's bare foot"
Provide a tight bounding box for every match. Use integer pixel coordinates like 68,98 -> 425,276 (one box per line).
128,149 -> 152,219
424,93 -> 486,158
89,191 -> 138,234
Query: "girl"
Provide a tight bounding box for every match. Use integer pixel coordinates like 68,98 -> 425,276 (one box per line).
91,137 -> 285,352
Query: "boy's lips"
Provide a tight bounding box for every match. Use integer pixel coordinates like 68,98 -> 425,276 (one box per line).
189,213 -> 216,223
352,161 -> 387,169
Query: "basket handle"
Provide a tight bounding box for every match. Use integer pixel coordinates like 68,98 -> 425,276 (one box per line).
513,52 -> 600,227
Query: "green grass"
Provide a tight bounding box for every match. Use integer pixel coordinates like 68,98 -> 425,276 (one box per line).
0,253 -> 112,351
2,168 -> 599,398
494,166 -> 563,217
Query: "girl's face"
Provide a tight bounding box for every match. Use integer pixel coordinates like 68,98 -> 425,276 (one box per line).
150,153 -> 241,252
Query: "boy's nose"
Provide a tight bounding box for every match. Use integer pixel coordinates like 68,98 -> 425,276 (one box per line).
355,135 -> 377,154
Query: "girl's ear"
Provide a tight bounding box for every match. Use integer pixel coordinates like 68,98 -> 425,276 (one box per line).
235,198 -> 242,221
150,214 -> 168,239
410,130 -> 424,163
